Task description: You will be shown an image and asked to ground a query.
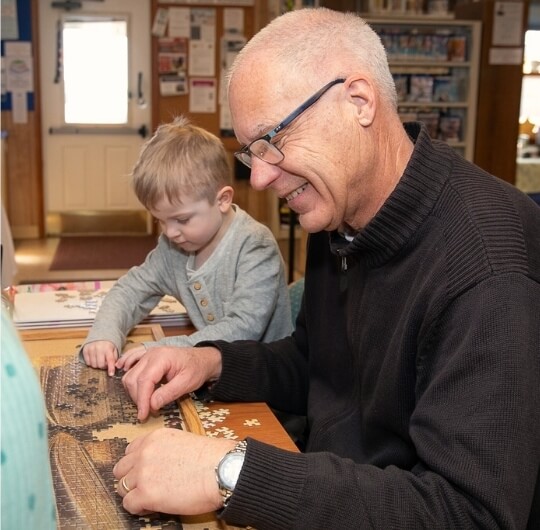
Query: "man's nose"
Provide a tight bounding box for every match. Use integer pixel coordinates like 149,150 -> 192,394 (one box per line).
249,157 -> 282,191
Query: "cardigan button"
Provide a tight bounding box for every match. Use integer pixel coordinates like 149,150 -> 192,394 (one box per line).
207,313 -> 215,322
200,299 -> 208,307
193,282 -> 202,290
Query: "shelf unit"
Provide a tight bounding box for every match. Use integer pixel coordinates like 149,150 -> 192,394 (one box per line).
365,16 -> 481,161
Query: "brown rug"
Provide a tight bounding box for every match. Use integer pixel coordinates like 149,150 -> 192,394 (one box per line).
50,235 -> 158,271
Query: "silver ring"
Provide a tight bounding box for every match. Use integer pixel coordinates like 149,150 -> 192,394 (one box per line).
121,476 -> 131,493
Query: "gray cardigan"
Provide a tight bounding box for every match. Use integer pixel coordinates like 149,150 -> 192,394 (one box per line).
83,206 -> 292,354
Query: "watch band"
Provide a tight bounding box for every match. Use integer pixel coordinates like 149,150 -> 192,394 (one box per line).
215,439 -> 248,508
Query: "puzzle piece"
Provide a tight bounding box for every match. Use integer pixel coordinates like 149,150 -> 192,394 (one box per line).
206,426 -> 238,440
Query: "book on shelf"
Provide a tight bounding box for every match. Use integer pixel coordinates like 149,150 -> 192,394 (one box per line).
409,74 -> 434,102
416,111 -> 440,139
447,35 -> 467,62
439,115 -> 462,143
433,75 -> 459,102
393,73 -> 409,102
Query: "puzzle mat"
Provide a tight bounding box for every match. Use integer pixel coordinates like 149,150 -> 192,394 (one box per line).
24,328 -> 228,530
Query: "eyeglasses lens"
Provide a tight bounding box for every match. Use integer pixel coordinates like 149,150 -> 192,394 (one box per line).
236,151 -> 253,168
236,140 -> 284,169
251,139 -> 284,165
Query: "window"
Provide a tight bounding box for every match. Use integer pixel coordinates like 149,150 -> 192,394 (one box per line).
62,16 -> 128,125
520,30 -> 540,128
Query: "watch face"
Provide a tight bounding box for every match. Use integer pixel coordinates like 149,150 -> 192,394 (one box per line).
218,452 -> 245,490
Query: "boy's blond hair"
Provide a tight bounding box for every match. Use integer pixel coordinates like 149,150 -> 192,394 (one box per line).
132,115 -> 232,210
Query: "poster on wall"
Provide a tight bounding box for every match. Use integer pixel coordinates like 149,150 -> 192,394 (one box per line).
158,37 -> 188,96
223,7 -> 244,34
168,7 -> 190,38
160,73 -> 188,96
189,39 -> 215,76
4,42 -> 33,92
190,8 -> 216,43
492,1 -> 523,46
1,0 -> 19,40
158,37 -> 187,74
189,77 -> 216,113
219,30 -> 246,136
152,7 -> 168,37
159,51 -> 187,74
4,41 -> 33,123
188,8 -> 216,77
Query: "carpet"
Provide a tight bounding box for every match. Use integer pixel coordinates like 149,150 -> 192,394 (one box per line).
50,235 -> 158,271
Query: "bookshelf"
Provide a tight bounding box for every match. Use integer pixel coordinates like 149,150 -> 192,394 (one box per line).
365,16 -> 481,161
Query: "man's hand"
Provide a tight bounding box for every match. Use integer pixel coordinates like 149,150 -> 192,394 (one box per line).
120,346 -> 222,421
114,429 -> 237,515
82,340 -> 119,376
116,344 -> 147,371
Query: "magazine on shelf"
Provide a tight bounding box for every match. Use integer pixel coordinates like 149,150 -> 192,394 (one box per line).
409,74 -> 434,102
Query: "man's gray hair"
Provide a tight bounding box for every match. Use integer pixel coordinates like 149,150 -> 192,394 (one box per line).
228,7 -> 397,109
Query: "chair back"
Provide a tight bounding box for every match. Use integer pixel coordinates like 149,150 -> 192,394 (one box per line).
288,277 -> 305,327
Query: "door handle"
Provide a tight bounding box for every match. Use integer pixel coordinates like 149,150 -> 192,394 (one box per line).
137,72 -> 146,108
49,125 -> 149,138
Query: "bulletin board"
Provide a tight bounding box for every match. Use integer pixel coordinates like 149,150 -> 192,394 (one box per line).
151,0 -> 257,153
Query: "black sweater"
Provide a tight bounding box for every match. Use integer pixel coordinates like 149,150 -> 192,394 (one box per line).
204,124 -> 540,529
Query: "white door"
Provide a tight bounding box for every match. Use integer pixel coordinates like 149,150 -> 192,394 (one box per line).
38,0 -> 151,231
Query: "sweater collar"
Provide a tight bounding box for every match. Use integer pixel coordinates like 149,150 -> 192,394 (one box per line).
329,122 -> 453,267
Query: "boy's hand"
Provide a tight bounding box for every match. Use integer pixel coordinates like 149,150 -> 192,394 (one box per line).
81,340 -> 119,376
116,344 -> 147,371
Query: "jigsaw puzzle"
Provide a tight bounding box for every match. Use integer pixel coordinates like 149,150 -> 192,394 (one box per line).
21,327 -> 227,530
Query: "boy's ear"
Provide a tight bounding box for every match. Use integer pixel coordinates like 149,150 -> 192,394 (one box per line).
216,186 -> 234,211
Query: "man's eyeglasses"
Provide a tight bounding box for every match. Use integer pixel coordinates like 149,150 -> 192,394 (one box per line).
234,78 -> 346,169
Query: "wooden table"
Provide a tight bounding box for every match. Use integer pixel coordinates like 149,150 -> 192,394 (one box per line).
21,324 -> 297,529
143,326 -> 298,451
153,324 -> 298,451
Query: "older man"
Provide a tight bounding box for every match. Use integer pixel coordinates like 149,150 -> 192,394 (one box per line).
114,8 -> 540,529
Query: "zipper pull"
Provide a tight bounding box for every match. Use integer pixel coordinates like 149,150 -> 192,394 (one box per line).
339,254 -> 348,292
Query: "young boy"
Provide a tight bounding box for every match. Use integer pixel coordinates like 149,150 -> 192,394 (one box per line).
81,116 -> 292,376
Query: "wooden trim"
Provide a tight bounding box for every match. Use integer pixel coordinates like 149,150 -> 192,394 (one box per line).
31,0 -> 45,237
10,225 -> 40,239
455,1 -> 529,184
3,0 -> 45,239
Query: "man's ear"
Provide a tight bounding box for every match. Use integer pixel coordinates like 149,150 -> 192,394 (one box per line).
345,75 -> 376,127
216,185 -> 234,211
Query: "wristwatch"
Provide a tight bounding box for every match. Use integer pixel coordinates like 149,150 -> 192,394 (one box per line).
215,440 -> 247,507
